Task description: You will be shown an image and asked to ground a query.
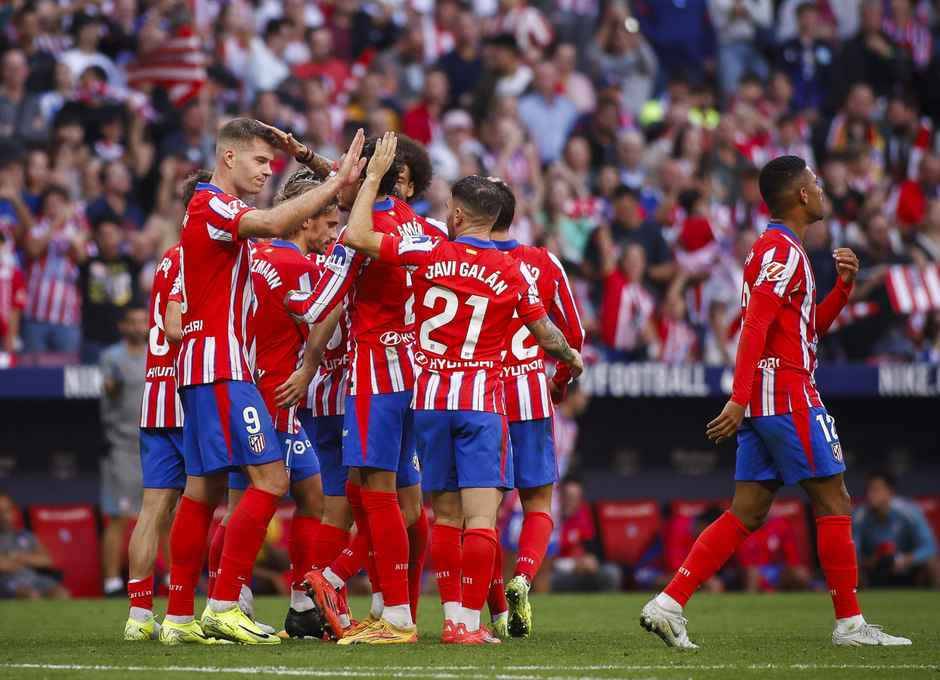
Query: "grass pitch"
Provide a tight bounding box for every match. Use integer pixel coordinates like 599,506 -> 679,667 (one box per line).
0,590 -> 937,680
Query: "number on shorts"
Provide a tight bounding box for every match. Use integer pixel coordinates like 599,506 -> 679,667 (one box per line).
243,407 -> 262,433
815,413 -> 838,443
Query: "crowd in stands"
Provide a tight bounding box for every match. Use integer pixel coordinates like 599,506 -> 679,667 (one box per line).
4,0 -> 940,367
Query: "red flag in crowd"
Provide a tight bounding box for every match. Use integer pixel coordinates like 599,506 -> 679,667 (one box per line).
885,264 -> 940,314
125,25 -> 206,109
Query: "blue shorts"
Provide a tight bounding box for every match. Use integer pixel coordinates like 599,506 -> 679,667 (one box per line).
179,381 -> 282,476
509,417 -> 558,489
735,406 -> 846,487
415,410 -> 511,492
299,410 -> 348,497
139,427 -> 186,489
343,392 -> 420,488
229,425 -> 320,490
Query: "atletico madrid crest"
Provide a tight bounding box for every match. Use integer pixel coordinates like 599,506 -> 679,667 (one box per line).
831,441 -> 843,462
248,433 -> 266,453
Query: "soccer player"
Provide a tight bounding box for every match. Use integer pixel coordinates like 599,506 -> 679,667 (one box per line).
284,137 -> 426,644
213,169 -> 340,639
159,118 -> 364,645
490,180 -> 584,638
640,155 -> 911,648
125,170 -> 210,641
342,133 -> 583,644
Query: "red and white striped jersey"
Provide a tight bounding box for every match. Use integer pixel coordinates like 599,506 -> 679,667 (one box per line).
493,239 -> 584,422
737,224 -> 824,417
251,240 -> 318,434
286,196 -> 424,396
24,215 -> 87,327
303,253 -> 350,417
176,182 -> 257,387
140,244 -> 184,428
484,4 -> 554,55
378,233 -> 547,414
600,272 -> 656,351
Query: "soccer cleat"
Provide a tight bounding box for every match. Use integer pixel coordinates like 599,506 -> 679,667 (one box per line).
343,613 -> 376,637
440,619 -> 457,643
491,616 -> 509,639
159,618 -> 233,645
124,615 -> 161,641
303,569 -> 345,641
639,598 -> 698,649
832,623 -> 912,646
284,606 -> 326,639
505,575 -> 533,638
200,604 -> 281,645
454,622 -> 501,644
336,617 -> 418,645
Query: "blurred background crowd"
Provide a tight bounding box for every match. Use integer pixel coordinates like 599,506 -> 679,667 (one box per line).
4,0 -> 940,369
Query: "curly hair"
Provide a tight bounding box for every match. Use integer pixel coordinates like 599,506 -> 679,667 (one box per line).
395,135 -> 434,199
360,136 -> 405,197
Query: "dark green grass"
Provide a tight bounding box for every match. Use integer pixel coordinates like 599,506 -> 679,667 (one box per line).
0,591 -> 937,680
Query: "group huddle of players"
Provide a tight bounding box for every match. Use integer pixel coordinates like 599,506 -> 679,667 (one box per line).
125,119 -> 584,646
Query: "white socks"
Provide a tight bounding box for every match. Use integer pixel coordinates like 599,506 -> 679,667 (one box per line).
209,598 -> 237,614
290,589 -> 315,612
836,614 -> 865,632
104,577 -> 124,594
492,610 -> 508,624
382,603 -> 413,628
655,592 -> 683,613
459,606 -> 481,632
443,601 -> 461,622
370,591 -> 385,618
129,606 -> 152,623
323,567 -> 345,591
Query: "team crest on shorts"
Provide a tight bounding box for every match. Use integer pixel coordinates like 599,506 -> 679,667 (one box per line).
412,452 -> 421,473
831,441 -> 843,462
248,433 -> 266,453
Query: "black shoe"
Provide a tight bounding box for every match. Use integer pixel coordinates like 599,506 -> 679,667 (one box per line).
284,607 -> 326,639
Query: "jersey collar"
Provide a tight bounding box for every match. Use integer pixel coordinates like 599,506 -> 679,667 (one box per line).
373,197 -> 395,211
456,236 -> 496,249
766,222 -> 799,242
196,181 -> 225,194
491,238 -> 521,251
269,239 -> 303,254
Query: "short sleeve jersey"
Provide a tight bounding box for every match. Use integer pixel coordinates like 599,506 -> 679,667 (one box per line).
286,196 -> 425,396
140,244 -> 184,428
740,223 -> 824,416
250,240 -> 317,434
494,239 -> 584,422
378,233 -> 547,413
176,183 -> 257,387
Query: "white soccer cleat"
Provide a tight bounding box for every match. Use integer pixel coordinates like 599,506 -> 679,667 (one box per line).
639,598 -> 698,649
832,622 -> 911,646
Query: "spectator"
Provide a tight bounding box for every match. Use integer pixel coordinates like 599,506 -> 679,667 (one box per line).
436,8 -> 484,110
853,472 -> 940,588
550,476 -> 624,593
10,4 -> 57,94
882,0 -> 931,74
99,302 -> 149,597
246,19 -> 293,98
22,185 -> 87,355
882,94 -> 932,185
539,175 -> 596,264
429,109 -> 482,182
775,2 -> 836,119
909,198 -> 940,268
471,33 -> 532,124
709,0 -> 773,103
85,161 -> 145,234
323,0 -> 402,64
157,99 -> 216,169
598,241 -> 659,359
735,513 -> 811,592
402,67 -> 450,146
0,156 -> 35,246
632,0 -> 717,89
292,27 -> 353,106
837,0 -> 912,101
553,43 -> 596,116
0,491 -> 69,599
886,152 -> 940,232
0,49 -> 49,147
704,228 -> 758,365
484,0 -> 554,63
59,13 -> 121,87
773,0 -> 841,45
820,82 -> 886,181
518,60 -> 579,165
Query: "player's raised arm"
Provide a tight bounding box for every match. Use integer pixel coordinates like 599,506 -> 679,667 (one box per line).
237,129 -> 366,239
343,132 -> 398,260
260,122 -> 337,180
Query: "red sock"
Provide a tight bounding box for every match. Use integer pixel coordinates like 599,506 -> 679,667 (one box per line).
288,515 -> 321,590
664,510 -> 751,607
214,487 -> 281,603
461,528 -> 498,612
207,523 -> 226,600
430,523 -> 463,606
817,515 -> 862,618
128,575 -> 154,612
407,508 -> 429,621
515,511 -> 554,581
166,495 -> 214,617
361,488 -> 410,607
314,524 -> 350,570
341,482 -> 380,591
487,529 -> 507,616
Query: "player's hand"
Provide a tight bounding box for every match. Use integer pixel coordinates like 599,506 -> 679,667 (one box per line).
259,122 -> 305,157
549,377 -> 568,405
833,248 -> 859,285
366,131 -> 398,181
334,128 -> 366,187
706,400 -> 746,445
568,349 -> 584,379
274,365 -> 316,408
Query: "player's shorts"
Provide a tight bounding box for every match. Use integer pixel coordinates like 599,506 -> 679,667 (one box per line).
343,392 -> 421,489
179,380 -> 282,476
415,410 -> 512,492
509,417 -> 558,489
735,406 -> 846,487
229,425 -> 320,490
101,445 -> 143,517
139,427 -> 186,489
298,410 -> 348,496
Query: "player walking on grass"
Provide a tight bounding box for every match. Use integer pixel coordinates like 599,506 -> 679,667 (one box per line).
640,155 -> 911,649
159,118 -> 364,646
342,134 -> 583,645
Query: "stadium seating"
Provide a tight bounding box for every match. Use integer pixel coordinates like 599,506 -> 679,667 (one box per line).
668,498 -> 731,519
27,503 -> 102,598
595,500 -> 661,565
